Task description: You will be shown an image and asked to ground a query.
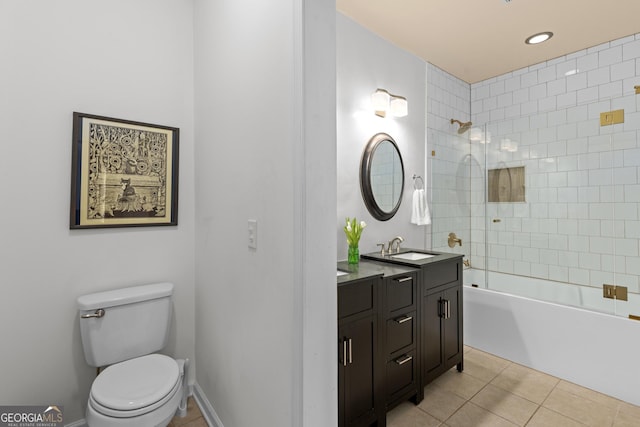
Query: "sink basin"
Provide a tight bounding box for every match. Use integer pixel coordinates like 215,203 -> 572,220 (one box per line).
337,270 -> 349,277
391,252 -> 436,261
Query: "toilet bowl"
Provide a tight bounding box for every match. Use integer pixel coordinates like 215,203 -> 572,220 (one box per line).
86,355 -> 185,427
77,283 -> 188,427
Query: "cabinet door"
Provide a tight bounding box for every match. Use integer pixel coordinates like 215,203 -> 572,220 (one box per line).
422,292 -> 442,377
442,286 -> 462,364
339,315 -> 377,427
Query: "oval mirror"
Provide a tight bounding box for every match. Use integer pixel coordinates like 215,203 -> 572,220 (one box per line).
360,133 -> 405,221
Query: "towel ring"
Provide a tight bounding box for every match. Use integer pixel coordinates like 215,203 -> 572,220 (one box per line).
413,174 -> 424,190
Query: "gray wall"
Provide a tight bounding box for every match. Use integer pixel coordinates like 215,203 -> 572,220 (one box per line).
337,13 -> 428,259
193,1 -> 336,426
0,0 -> 196,423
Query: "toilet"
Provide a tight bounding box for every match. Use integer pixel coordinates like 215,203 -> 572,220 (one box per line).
77,282 -> 188,427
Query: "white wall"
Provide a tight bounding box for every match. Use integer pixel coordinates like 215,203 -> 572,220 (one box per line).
193,1 -> 336,426
337,14 -> 427,259
0,0 -> 196,423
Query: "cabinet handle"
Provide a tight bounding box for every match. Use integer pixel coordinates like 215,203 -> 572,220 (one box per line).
395,315 -> 413,324
342,339 -> 348,367
438,299 -> 451,319
394,354 -> 413,365
395,277 -> 412,283
348,338 -> 353,364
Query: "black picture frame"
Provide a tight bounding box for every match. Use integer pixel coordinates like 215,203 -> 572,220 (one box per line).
70,112 -> 179,229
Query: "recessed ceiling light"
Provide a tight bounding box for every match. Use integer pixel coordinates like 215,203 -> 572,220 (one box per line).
525,31 -> 553,45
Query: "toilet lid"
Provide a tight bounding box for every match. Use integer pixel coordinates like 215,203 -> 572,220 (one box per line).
91,354 -> 180,411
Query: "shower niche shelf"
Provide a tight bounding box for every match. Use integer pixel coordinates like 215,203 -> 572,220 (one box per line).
488,166 -> 525,203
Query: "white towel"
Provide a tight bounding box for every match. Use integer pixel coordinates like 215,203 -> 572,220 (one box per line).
411,189 -> 431,225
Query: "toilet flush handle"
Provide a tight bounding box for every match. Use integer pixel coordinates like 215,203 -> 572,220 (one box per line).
80,309 -> 105,319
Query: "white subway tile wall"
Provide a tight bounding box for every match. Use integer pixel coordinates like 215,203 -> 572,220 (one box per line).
471,34 -> 640,292
426,63 -> 472,259
465,33 -> 640,294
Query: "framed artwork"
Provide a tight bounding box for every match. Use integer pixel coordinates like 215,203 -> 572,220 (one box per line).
70,112 -> 179,229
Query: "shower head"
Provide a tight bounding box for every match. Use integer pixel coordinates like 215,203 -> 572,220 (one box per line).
450,119 -> 473,134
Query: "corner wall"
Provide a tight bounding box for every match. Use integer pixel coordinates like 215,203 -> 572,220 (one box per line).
193,1 -> 336,426
0,1 -> 196,423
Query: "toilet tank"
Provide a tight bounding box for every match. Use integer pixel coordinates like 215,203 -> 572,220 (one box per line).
77,282 -> 174,367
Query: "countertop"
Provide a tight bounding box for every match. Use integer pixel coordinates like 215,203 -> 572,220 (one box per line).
360,248 -> 464,267
337,259 -> 418,286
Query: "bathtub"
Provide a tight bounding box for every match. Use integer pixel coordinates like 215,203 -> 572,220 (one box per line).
463,268 -> 640,407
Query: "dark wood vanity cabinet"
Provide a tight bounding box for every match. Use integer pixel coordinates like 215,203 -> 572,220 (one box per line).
338,277 -> 383,427
382,271 -> 420,408
338,254 -> 463,426
422,260 -> 464,385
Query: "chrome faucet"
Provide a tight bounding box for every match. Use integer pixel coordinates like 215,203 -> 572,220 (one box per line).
388,236 -> 404,254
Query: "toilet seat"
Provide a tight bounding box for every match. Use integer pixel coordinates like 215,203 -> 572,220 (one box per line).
90,354 -> 180,418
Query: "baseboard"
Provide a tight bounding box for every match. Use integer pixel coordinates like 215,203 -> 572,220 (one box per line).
192,382 -> 224,427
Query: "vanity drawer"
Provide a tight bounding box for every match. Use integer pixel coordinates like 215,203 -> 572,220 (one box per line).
424,261 -> 459,292
386,274 -> 416,313
386,351 -> 416,399
338,278 -> 377,319
386,312 -> 416,355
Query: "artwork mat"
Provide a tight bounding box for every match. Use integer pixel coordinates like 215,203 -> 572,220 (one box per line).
70,112 -> 179,228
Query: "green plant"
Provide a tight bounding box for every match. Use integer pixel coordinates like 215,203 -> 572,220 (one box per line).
343,217 -> 366,247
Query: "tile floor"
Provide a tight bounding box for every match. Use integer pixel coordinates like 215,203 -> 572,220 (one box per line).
172,346 -> 640,427
387,346 -> 640,427
168,397 -> 207,427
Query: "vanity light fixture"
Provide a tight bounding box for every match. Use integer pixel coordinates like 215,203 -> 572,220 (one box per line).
371,88 -> 408,118
525,31 -> 553,45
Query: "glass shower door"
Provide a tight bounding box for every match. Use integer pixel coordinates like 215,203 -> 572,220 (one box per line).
608,93 -> 640,319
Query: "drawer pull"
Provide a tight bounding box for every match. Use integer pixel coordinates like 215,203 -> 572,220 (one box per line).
394,355 -> 413,365
395,277 -> 412,283
395,315 -> 413,324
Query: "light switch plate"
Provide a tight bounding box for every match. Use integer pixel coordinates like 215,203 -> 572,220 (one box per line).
248,220 -> 257,249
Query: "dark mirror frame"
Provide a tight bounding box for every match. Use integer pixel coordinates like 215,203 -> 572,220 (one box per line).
360,132 -> 405,221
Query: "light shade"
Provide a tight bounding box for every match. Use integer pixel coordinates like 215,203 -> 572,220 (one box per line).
371,88 -> 408,118
389,96 -> 408,117
371,89 -> 390,117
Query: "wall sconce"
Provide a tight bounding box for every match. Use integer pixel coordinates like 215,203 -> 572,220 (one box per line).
371,88 -> 408,118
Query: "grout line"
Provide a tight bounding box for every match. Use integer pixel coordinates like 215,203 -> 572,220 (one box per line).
523,405 -> 544,427
390,347 -> 638,427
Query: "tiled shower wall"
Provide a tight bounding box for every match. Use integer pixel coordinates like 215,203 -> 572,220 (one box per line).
426,63 -> 473,257
471,33 -> 640,293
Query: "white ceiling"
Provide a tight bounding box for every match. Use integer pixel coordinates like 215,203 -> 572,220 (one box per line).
337,0 -> 640,84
